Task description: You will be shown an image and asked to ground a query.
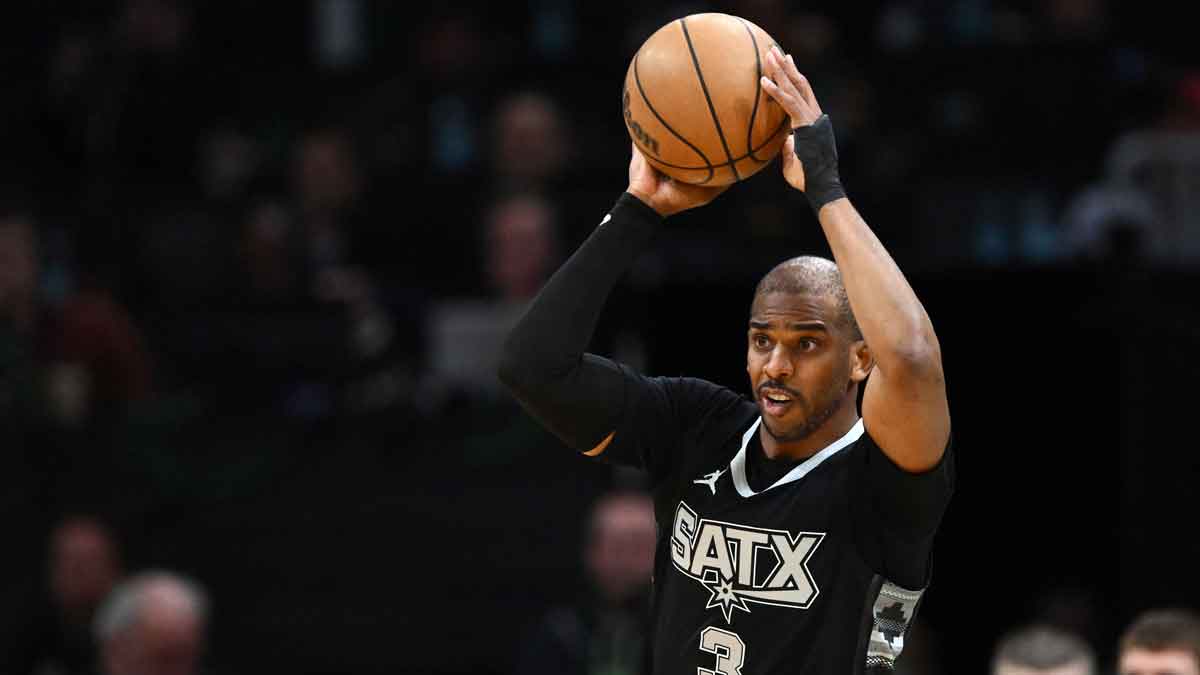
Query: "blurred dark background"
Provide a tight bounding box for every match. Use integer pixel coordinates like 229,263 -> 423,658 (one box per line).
1,1 -> 1198,674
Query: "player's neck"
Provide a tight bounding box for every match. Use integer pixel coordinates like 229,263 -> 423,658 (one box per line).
759,396 -> 860,462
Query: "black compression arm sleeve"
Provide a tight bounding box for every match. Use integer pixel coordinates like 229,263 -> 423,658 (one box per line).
497,192 -> 663,451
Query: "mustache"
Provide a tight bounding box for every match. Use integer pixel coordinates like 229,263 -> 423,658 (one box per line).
757,381 -> 803,400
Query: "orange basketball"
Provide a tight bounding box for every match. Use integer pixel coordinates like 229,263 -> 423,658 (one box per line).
622,13 -> 790,186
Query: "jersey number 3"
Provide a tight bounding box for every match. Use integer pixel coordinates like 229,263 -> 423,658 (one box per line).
698,626 -> 746,675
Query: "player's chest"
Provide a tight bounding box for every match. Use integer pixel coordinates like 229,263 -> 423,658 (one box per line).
674,446 -> 853,529
663,462 -> 854,615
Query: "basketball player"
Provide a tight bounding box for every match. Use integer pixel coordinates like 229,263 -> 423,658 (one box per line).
499,46 -> 953,674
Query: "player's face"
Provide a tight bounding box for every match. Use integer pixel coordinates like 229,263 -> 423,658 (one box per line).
746,291 -> 857,443
1119,648 -> 1200,675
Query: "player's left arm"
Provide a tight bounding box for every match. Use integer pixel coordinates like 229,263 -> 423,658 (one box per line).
763,47 -> 949,473
818,201 -> 949,472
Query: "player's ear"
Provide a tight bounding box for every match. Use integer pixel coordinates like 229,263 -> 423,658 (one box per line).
849,339 -> 872,383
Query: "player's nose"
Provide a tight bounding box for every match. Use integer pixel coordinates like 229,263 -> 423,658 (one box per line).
763,346 -> 793,379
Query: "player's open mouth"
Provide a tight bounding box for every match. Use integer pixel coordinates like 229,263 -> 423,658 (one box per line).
760,391 -> 794,416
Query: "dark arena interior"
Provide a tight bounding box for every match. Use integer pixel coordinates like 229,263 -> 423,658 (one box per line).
1,2 -> 1198,674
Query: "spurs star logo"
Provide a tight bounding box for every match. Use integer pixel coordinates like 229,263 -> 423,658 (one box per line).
693,468 -> 726,494
671,501 -> 824,623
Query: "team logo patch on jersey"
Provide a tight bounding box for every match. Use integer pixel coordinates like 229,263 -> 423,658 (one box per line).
670,501 -> 825,623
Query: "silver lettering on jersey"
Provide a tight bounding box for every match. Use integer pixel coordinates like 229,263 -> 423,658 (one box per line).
671,501 -> 825,623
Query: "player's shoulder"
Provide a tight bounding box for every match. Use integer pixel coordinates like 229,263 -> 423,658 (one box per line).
848,421 -> 956,490
649,377 -> 758,480
645,375 -> 752,420
668,378 -> 758,452
838,422 -> 895,470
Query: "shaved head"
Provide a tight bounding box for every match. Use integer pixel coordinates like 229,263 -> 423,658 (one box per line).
753,256 -> 861,340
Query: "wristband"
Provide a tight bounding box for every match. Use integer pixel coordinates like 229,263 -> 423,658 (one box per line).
792,114 -> 846,213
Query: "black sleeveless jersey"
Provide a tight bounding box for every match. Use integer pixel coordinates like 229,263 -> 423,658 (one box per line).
597,372 -> 954,675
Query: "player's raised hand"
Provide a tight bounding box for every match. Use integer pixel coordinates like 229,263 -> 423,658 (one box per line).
761,45 -> 822,129
760,47 -> 845,211
626,143 -> 728,217
780,132 -> 808,192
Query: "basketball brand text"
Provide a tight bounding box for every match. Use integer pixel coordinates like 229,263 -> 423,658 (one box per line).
623,88 -> 661,156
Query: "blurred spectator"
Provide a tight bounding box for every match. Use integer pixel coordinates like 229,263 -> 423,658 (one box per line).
0,209 -> 41,336
1061,183 -> 1160,265
1,209 -> 152,427
485,194 -> 561,303
312,0 -> 367,71
1,4 -> 1199,673
238,194 -> 307,304
517,490 -> 656,675
4,516 -> 124,675
490,92 -> 570,194
289,125 -> 397,344
417,8 -> 491,175
1118,609 -> 1200,675
425,193 -> 561,400
1031,586 -> 1108,662
1097,91 -> 1200,265
291,126 -> 364,269
991,624 -> 1096,675
287,126 -> 406,367
52,518 -> 124,643
54,288 -> 154,420
95,571 -> 209,675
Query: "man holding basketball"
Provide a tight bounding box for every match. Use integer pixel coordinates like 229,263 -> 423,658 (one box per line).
499,45 -> 953,675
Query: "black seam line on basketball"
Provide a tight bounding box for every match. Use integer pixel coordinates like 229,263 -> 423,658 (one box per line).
642,153 -> 715,185
680,16 -> 741,182
739,18 -> 763,162
633,49 -> 715,184
636,117 -> 789,170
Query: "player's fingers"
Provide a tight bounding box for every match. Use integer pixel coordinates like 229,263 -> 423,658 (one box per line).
771,50 -> 818,115
779,55 -> 815,112
763,49 -> 795,96
784,134 -> 805,166
629,142 -> 652,180
788,61 -> 821,114
778,54 -> 805,93
759,75 -> 793,107
664,179 -> 727,207
761,74 -> 814,122
763,54 -> 806,106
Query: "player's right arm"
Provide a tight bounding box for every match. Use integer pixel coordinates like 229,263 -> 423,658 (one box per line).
497,146 -> 726,460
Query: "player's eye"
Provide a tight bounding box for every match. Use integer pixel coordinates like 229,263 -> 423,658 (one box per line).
798,338 -> 818,351
753,334 -> 771,349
